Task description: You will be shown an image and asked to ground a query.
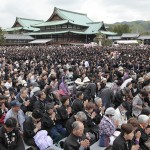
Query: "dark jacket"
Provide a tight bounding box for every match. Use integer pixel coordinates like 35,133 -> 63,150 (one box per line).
23,116 -> 36,140
112,134 -> 133,150
42,112 -> 55,131
64,133 -> 90,150
65,115 -> 76,134
84,83 -> 96,100
33,99 -> 46,114
72,99 -> 84,114
137,126 -> 149,150
18,95 -> 29,113
98,87 -> 114,109
57,105 -> 70,127
0,126 -> 25,150
114,89 -> 124,108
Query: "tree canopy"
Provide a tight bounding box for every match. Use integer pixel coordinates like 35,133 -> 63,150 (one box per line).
110,24 -> 131,36
0,27 -> 5,45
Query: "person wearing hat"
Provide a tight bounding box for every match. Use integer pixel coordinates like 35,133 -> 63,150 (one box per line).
42,103 -> 66,143
72,78 -> 85,99
99,107 -> 118,147
0,117 -> 25,150
4,100 -> 25,132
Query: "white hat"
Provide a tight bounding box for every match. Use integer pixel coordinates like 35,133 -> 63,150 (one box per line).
118,66 -> 123,71
83,77 -> 90,83
138,77 -> 144,83
75,78 -> 84,85
101,77 -> 107,82
21,80 -> 27,87
105,107 -> 115,116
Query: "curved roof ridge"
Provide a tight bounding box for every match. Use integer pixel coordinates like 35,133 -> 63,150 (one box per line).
56,7 -> 87,16
87,21 -> 103,24
16,17 -> 43,22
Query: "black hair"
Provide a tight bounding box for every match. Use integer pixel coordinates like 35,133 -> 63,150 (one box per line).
76,91 -> 83,98
5,117 -> 17,128
61,96 -> 69,104
32,109 -> 42,119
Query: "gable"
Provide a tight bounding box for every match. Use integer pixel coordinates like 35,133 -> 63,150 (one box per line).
48,14 -> 63,21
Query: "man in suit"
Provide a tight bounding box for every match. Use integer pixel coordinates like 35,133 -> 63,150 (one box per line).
64,121 -> 90,150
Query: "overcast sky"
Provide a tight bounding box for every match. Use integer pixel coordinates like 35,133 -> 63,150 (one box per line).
0,0 -> 150,29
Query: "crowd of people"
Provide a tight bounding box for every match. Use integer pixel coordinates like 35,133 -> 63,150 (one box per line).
0,45 -> 149,150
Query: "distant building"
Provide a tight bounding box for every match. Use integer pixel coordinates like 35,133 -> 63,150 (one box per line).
4,34 -> 34,45
5,7 -> 116,45
121,33 -> 140,40
138,35 -> 150,45
5,17 -> 44,34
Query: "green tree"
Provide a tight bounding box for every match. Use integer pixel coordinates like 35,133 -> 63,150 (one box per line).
0,27 -> 5,45
110,24 -> 131,36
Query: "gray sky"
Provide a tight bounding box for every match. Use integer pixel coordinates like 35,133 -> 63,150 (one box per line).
0,0 -> 150,29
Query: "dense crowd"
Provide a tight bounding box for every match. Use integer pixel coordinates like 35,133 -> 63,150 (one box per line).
0,45 -> 149,150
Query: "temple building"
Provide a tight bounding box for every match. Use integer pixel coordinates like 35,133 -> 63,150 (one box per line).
28,7 -> 117,44
5,17 -> 44,34
5,7 -> 116,45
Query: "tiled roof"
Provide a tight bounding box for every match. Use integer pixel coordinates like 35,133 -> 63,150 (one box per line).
122,33 -> 139,38
138,35 -> 150,40
54,7 -> 93,26
4,34 -> 34,40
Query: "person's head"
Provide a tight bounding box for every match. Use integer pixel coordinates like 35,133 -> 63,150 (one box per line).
38,91 -> 46,100
0,95 -> 7,106
32,109 -> 42,123
11,100 -> 21,112
105,107 -> 115,119
122,87 -> 130,96
140,89 -> 148,99
75,111 -> 87,123
76,91 -> 84,100
4,89 -> 10,97
119,102 -> 128,115
7,77 -> 12,83
138,114 -> 149,129
20,87 -> 28,99
46,103 -> 55,115
126,82 -> 132,89
94,97 -> 102,107
61,96 -> 70,106
127,118 -> 139,130
121,123 -> 134,141
4,117 -> 17,133
85,102 -> 94,113
141,108 -> 150,117
72,121 -> 84,137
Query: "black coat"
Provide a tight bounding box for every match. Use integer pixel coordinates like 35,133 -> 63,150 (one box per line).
112,134 -> 133,150
72,99 -> 84,114
23,116 -> 36,140
64,133 -> 90,150
57,105 -> 70,127
42,112 -> 55,131
18,96 -> 29,113
0,126 -> 25,150
137,126 -> 149,150
33,99 -> 46,114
